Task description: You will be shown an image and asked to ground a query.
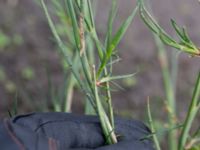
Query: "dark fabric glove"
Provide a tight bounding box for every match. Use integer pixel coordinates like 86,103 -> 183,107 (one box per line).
0,112 -> 155,150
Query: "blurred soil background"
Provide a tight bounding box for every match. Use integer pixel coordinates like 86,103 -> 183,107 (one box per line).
0,0 -> 200,138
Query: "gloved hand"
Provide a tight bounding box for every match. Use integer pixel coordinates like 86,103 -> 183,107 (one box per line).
0,112 -> 155,150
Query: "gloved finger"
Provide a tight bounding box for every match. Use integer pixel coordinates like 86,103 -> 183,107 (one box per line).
11,112 -> 154,150
12,113 -> 105,149
0,119 -> 58,150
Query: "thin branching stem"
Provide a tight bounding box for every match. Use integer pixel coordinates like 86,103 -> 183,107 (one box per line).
41,0 -> 84,89
93,65 -> 117,144
178,72 -> 200,150
154,35 -> 177,150
147,98 -> 161,150
64,74 -> 75,112
104,69 -> 114,127
144,1 -> 178,148
42,0 -> 140,146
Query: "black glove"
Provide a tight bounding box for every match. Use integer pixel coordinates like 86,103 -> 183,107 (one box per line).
0,112 -> 155,150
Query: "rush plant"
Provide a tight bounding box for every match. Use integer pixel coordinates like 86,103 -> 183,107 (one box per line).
40,0 -> 138,145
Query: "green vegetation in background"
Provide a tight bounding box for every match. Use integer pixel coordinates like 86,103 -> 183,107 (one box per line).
0,66 -> 6,81
13,34 -> 23,46
0,30 -> 23,51
0,31 -> 10,50
0,66 -> 16,93
21,66 -> 35,80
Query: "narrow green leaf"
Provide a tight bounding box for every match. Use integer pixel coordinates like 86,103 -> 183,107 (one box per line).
171,20 -> 194,47
139,3 -> 159,34
138,0 -> 200,56
105,0 -> 118,49
110,81 -> 125,91
91,31 -> 105,61
97,6 -> 138,77
66,0 -> 80,49
182,27 -> 192,43
140,123 -> 184,140
170,19 -> 185,40
86,0 -> 95,28
110,6 -> 138,52
99,73 -> 137,84
139,4 -> 161,34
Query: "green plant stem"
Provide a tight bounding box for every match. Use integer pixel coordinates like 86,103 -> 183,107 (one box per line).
140,123 -> 184,142
171,50 -> 180,94
64,74 -> 75,112
85,0 -> 105,62
86,0 -> 95,28
66,0 -> 95,101
147,98 -> 161,150
154,35 -> 177,150
66,0 -> 80,48
85,35 -> 96,115
41,0 -> 97,114
41,0 -> 84,90
63,53 -> 80,112
84,0 -> 114,126
178,72 -> 200,150
147,0 -> 177,146
79,0 -> 96,100
93,65 -> 117,144
91,30 -> 104,61
79,0 -> 117,144
104,69 -> 114,128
